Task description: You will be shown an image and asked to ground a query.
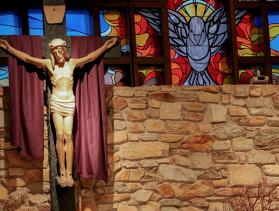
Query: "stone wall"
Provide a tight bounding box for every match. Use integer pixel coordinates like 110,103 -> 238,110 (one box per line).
2,85 -> 279,211
0,88 -> 50,211
88,85 -> 279,211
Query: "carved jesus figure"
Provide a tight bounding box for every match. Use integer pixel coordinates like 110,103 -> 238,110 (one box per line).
0,37 -> 117,187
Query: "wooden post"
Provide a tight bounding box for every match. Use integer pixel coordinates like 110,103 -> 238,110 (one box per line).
43,0 -> 76,210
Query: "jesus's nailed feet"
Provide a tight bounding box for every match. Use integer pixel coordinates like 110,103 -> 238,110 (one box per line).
66,171 -> 74,187
57,171 -> 67,187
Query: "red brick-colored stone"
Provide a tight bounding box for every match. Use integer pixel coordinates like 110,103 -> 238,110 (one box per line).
172,181 -> 214,199
130,98 -> 147,109
166,121 -> 197,134
183,111 -> 203,122
158,182 -> 175,198
111,97 -> 128,110
149,92 -> 176,102
180,135 -> 214,152
233,116 -> 267,127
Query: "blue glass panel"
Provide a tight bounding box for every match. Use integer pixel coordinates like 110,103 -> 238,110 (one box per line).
28,9 -> 44,36
66,10 -> 93,36
0,65 -> 9,87
268,10 -> 279,56
0,11 -> 21,35
99,11 -> 110,36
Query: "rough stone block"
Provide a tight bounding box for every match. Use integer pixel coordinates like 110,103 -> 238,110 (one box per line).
108,130 -> 127,145
132,190 -> 153,203
182,102 -> 206,112
114,88 -> 134,97
160,102 -> 181,120
148,98 -> 161,108
158,182 -> 175,198
247,150 -> 276,164
112,97 -> 128,110
158,164 -> 197,182
180,134 -> 214,152
130,98 -> 147,109
127,122 -> 145,133
234,86 -> 248,97
233,116 -> 267,127
231,137 -> 254,151
172,181 -> 214,199
221,94 -> 230,104
212,140 -> 231,151
228,164 -> 262,186
144,119 -> 166,132
249,86 -> 262,97
255,128 -> 279,149
267,117 -> 279,127
262,165 -> 279,176
113,120 -> 127,130
182,111 -> 203,122
212,152 -> 239,164
262,85 -> 278,96
166,121 -> 197,134
199,92 -> 220,103
213,124 -> 246,140
120,142 -> 169,160
228,106 -> 247,117
202,86 -> 220,93
246,98 -> 271,108
221,85 -> 234,94
209,104 -> 227,123
172,92 -> 198,102
115,169 -> 145,182
191,153 -> 212,169
159,134 -> 183,143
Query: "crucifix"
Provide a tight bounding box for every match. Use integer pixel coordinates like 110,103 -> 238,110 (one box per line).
0,37 -> 117,187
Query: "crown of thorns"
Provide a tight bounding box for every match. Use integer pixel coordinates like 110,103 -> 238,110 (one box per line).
49,38 -> 66,49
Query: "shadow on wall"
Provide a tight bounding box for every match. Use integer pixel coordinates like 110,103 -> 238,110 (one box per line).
0,87 -> 48,211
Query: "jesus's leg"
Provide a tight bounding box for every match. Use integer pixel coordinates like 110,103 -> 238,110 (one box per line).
64,115 -> 74,187
52,112 -> 67,187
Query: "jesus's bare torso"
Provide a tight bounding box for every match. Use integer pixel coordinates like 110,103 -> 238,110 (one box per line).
47,59 -> 76,100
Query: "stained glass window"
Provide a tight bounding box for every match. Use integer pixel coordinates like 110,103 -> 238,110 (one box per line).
236,10 -> 264,56
0,65 -> 8,87
28,9 -> 44,36
268,11 -> 279,56
66,10 -> 93,36
0,11 -> 21,35
137,65 -> 164,86
104,65 -> 131,86
239,64 -> 264,84
99,10 -> 129,55
168,0 -> 229,86
134,9 -> 162,57
272,64 -> 279,84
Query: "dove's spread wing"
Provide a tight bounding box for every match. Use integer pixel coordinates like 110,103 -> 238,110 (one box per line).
206,7 -> 227,56
168,9 -> 188,57
137,9 -> 162,35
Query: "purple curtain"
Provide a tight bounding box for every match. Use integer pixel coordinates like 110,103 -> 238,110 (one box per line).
8,36 -> 44,160
71,36 -> 108,181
